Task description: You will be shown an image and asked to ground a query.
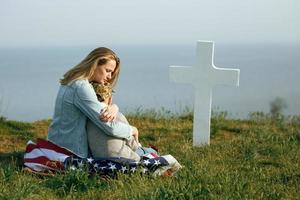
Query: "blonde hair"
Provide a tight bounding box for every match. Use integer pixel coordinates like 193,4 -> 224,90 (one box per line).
60,47 -> 120,87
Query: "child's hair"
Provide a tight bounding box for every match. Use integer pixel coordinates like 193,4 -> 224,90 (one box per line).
90,82 -> 113,103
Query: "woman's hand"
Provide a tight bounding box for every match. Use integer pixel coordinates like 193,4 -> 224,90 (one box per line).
108,96 -> 113,105
100,104 -> 119,122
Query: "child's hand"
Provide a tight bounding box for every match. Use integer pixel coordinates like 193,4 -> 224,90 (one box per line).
100,104 -> 119,122
131,126 -> 139,144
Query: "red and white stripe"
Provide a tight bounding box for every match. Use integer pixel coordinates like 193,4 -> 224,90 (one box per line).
24,138 -> 75,172
143,152 -> 159,159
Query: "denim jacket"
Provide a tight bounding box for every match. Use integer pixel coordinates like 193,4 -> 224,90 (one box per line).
47,79 -> 133,158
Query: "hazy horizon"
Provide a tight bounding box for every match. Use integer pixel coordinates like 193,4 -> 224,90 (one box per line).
0,43 -> 299,121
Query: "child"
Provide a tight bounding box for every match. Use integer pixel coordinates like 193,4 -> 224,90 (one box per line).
90,81 -> 146,154
90,82 -> 158,157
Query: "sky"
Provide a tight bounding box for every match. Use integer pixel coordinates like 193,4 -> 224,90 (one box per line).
0,0 -> 299,47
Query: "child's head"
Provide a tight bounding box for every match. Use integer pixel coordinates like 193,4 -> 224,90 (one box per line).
90,82 -> 113,105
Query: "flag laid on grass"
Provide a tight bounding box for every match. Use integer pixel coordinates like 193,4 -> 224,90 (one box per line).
23,139 -> 182,177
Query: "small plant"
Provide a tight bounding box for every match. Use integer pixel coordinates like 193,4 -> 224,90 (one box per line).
269,97 -> 287,120
248,111 -> 268,122
211,111 -> 228,136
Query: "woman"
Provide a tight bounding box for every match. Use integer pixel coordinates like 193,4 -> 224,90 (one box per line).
47,47 -> 140,160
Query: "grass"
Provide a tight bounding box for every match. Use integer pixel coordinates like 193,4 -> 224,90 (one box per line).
0,111 -> 299,199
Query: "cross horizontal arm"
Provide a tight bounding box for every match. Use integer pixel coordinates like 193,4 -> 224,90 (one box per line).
213,67 -> 240,86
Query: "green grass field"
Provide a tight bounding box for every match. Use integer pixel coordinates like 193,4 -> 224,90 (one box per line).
0,111 -> 299,199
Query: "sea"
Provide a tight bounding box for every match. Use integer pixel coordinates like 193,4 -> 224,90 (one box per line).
0,43 -> 299,122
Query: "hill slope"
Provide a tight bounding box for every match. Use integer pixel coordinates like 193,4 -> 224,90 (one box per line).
0,112 -> 299,199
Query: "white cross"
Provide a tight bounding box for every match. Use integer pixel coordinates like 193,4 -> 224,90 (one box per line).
169,40 -> 240,146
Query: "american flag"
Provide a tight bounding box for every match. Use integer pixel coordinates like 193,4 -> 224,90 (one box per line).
23,138 -> 182,177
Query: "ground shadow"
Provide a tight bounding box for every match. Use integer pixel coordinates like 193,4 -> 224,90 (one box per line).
0,151 -> 24,167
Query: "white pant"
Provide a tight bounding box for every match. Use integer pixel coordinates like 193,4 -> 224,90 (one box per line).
87,113 -> 140,161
